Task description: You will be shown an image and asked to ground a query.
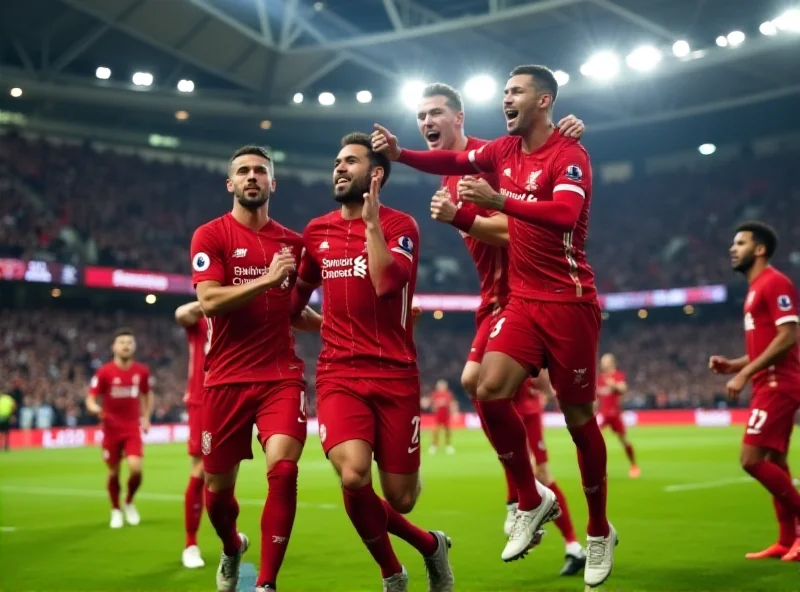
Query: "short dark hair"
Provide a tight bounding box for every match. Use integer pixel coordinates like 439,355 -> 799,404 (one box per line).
340,132 -> 391,186
735,221 -> 778,259
421,83 -> 463,112
114,327 -> 135,340
509,65 -> 559,106
229,145 -> 274,176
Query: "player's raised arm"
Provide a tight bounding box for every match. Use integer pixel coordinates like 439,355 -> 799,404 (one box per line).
175,301 -> 203,327
430,187 -> 509,247
372,124 -> 479,176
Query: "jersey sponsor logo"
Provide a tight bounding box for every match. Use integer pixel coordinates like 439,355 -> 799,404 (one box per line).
565,164 -> 583,182
232,248 -> 248,258
320,255 -> 368,279
500,187 -> 536,202
778,295 -> 793,311
193,252 -> 210,272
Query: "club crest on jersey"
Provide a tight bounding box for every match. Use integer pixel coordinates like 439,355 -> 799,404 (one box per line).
201,431 -> 212,455
778,294 -> 793,311
565,165 -> 583,182
525,170 -> 542,192
193,252 -> 210,272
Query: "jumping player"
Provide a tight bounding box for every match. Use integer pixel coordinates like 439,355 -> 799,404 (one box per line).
597,354 -> 639,478
292,132 -> 453,592
426,379 -> 457,455
85,328 -> 154,529
175,301 -> 209,568
373,64 -> 616,588
709,221 -> 800,561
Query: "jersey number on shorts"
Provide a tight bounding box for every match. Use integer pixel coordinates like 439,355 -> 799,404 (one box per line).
490,317 -> 506,339
408,415 -> 421,453
746,408 -> 768,435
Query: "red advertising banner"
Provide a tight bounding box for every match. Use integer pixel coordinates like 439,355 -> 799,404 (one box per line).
84,266 -> 194,294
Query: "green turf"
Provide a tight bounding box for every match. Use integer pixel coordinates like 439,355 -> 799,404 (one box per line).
1,426 -> 798,591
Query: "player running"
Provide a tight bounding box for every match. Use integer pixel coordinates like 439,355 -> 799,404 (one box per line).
416,82 -> 586,574
175,301 -> 209,568
292,132 -> 454,592
597,353 -> 640,478
85,328 -> 154,529
190,145 -> 321,592
373,64 -> 616,588
709,221 -> 800,562
425,379 -> 457,455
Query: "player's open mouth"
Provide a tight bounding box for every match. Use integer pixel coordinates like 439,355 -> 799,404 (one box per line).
335,177 -> 349,186
425,130 -> 441,144
505,109 -> 519,123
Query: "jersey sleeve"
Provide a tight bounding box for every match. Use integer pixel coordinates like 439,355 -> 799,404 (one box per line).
764,275 -> 800,327
385,214 -> 420,276
468,138 -> 507,174
551,142 -> 591,202
88,368 -> 106,397
190,224 -> 226,286
297,227 -> 322,286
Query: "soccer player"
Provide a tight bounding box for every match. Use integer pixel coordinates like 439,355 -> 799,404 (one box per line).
372,65 -> 616,588
191,145 -> 320,592
425,379 -> 457,455
85,328 -> 154,529
292,132 -> 454,592
597,353 -> 640,478
709,221 -> 800,562
175,301 -> 209,568
417,82 -> 586,574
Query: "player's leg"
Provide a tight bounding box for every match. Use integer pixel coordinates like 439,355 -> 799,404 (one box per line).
444,421 -> 454,454
103,440 -> 124,528
615,424 -> 640,477
765,450 -> 800,561
123,448 -> 143,526
254,382 -> 308,591
183,454 -> 206,568
430,424 -> 440,454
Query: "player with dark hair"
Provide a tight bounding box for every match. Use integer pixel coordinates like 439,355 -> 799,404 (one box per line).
416,81 -> 587,575
710,221 -> 800,561
190,145 -> 321,592
86,328 -> 154,530
373,64 -> 616,588
292,132 -> 454,592
175,301 -> 210,569
597,353 -> 640,478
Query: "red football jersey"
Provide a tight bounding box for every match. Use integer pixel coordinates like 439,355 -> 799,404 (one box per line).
468,132 -> 595,302
184,316 -> 210,404
743,266 -> 800,393
89,361 -> 151,433
514,378 -> 543,415
597,370 -> 626,416
190,213 -> 305,386
298,206 -> 419,379
441,137 -> 510,316
430,389 -> 454,412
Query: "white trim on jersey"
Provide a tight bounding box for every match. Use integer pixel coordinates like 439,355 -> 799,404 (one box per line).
775,315 -> 799,326
554,183 -> 586,199
467,149 -> 485,172
391,247 -> 414,261
401,283 -> 409,327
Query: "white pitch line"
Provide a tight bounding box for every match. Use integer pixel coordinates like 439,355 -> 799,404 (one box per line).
0,526 -> 18,532
664,477 -> 752,493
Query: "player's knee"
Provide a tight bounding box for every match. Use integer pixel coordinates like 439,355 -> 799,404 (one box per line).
339,462 -> 372,490
384,488 -> 418,514
476,373 -> 511,401
740,446 -> 766,471
461,373 -> 479,400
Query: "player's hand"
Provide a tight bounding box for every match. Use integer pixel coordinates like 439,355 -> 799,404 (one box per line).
86,401 -> 102,416
371,124 -> 401,161
264,251 -> 296,288
708,355 -> 735,375
558,114 -> 585,139
458,176 -> 501,209
411,305 -> 422,327
430,188 -> 457,224
725,371 -> 749,401
362,173 -> 381,227
140,416 -> 151,435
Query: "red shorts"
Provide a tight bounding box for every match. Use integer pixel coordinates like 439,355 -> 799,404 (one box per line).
187,403 -> 203,457
599,412 -> 627,436
102,430 -> 143,466
316,376 -> 421,474
518,411 -> 548,464
435,409 -> 451,427
468,305 -> 502,363
201,380 -> 307,474
486,298 -> 602,406
743,389 -> 800,454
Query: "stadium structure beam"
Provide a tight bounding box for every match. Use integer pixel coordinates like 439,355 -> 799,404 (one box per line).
382,0 -> 405,30
12,40 -> 37,74
49,24 -> 111,75
183,0 -> 277,50
279,0 -> 300,50
290,55 -> 348,93
287,0 -> 585,53
588,0 -> 677,40
254,0 -> 275,45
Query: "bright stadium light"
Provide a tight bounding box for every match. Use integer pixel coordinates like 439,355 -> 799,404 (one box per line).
356,90 -> 373,103
318,92 -> 335,106
400,80 -> 426,110
626,45 -> 662,72
715,35 -> 728,47
553,70 -> 570,86
760,21 -> 778,36
672,40 -> 690,57
95,66 -> 111,80
775,9 -> 800,32
132,71 -> 153,87
293,92 -> 304,104
9,87 -> 22,98
464,74 -> 497,103
698,143 -> 716,155
177,79 -> 195,93
580,51 -> 620,81
727,31 -> 745,46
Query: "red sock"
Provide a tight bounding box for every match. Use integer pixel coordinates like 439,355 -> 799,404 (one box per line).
548,481 -> 578,544
382,499 -> 438,556
205,487 -> 242,556
568,419 -> 610,537
477,404 -> 518,502
258,460 -> 298,589
478,399 -> 542,511
125,473 -> 141,504
185,476 -> 204,548
343,484 -> 403,578
746,460 -> 800,520
107,475 -> 121,509
624,443 -> 637,466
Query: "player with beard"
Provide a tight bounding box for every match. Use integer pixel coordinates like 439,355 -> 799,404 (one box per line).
710,221 -> 800,561
190,146 -> 321,592
291,133 -> 453,592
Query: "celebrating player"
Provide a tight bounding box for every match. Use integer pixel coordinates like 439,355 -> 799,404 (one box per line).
709,221 -> 800,561
417,82 -> 586,574
292,132 -> 454,592
190,145 -> 320,592
85,328 -> 154,529
597,354 -> 640,478
175,301 -> 209,568
425,379 -> 457,455
373,65 -> 616,588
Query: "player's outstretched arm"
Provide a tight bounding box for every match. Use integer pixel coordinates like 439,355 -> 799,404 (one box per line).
708,354 -> 749,375
372,124 -> 478,176
175,301 -> 203,327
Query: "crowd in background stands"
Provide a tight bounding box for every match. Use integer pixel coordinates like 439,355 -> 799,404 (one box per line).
1,132 -> 799,295
1,307 -> 744,430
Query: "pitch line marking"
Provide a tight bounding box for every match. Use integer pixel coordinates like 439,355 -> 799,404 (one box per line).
664,477 -> 752,493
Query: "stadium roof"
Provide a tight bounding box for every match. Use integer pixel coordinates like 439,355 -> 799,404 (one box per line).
2,0 -> 800,160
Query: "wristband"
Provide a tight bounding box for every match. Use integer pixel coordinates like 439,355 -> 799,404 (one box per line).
451,208 -> 477,233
